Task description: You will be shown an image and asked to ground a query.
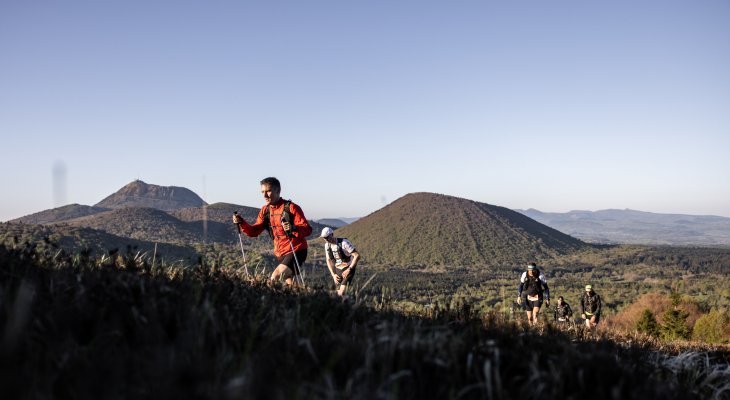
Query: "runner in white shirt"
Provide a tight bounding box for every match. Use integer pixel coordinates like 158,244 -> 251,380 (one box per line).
517,263 -> 550,326
320,227 -> 361,298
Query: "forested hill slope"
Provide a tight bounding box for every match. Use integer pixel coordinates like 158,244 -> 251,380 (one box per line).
11,204 -> 109,224
335,192 -> 590,266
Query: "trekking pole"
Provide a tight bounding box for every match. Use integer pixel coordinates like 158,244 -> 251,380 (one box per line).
233,212 -> 250,278
287,238 -> 305,287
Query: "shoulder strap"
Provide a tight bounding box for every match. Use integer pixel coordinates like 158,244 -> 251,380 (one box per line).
263,200 -> 293,238
280,200 -> 292,223
262,206 -> 273,238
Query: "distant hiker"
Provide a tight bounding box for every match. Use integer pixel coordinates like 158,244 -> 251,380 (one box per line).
553,296 -> 573,325
233,177 -> 312,286
580,285 -> 602,329
320,227 -> 361,298
517,263 -> 550,326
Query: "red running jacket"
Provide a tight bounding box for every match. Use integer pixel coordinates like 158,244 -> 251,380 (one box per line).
237,199 -> 312,258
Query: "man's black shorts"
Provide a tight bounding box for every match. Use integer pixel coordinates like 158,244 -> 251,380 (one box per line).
277,248 -> 308,275
523,296 -> 543,310
585,313 -> 601,324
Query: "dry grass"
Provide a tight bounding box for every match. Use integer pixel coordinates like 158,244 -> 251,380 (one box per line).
1,243 -> 728,400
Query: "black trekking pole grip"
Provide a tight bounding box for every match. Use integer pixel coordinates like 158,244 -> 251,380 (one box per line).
233,211 -> 242,233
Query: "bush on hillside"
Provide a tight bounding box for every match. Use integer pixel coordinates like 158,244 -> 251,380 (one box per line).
661,292 -> 691,341
607,291 -> 702,334
692,309 -> 730,344
635,309 -> 660,338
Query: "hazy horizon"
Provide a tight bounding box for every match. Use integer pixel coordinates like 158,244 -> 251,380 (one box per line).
4,179 -> 730,222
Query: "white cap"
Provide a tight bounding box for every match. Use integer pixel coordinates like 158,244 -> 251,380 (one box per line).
320,227 -> 334,238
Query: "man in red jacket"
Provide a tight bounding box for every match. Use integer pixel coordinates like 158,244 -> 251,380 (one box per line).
233,177 -> 312,286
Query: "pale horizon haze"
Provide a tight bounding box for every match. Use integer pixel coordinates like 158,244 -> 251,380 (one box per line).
2,1 -> 729,221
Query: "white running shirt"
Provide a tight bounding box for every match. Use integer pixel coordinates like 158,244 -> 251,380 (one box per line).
324,239 -> 356,269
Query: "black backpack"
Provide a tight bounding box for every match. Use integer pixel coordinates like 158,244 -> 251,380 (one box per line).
262,200 -> 293,238
523,271 -> 544,296
584,292 -> 599,312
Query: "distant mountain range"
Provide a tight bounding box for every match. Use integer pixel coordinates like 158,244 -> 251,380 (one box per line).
516,208 -> 730,246
334,192 -> 590,266
315,218 -> 359,228
9,181 -> 727,267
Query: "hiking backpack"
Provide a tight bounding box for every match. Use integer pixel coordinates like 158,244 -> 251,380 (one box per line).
262,200 -> 293,238
523,271 -> 545,296
583,293 -> 599,313
326,238 -> 352,265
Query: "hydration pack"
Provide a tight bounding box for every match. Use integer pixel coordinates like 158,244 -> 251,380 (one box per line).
326,238 -> 352,265
583,292 -> 599,313
523,272 -> 545,296
262,200 -> 293,238
556,303 -> 572,318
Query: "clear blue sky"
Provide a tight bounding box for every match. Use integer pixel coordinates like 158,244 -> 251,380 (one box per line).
2,0 -> 729,221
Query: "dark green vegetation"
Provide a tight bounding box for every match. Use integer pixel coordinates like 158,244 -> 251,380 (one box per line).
343,245 -> 730,336
0,222 -> 200,262
518,208 -> 730,246
336,193 -> 590,266
10,203 -> 110,224
1,243 -> 728,400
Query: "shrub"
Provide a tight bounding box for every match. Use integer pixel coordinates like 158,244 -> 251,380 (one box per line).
635,309 -> 660,338
659,292 -> 691,341
692,309 -> 730,344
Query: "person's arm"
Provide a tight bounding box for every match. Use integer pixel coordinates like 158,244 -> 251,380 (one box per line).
341,240 -> 360,270
289,203 -> 312,238
341,251 -> 360,282
517,277 -> 524,303
235,207 -> 267,237
348,251 -> 361,270
596,295 -> 602,316
580,296 -> 586,315
540,274 -> 550,302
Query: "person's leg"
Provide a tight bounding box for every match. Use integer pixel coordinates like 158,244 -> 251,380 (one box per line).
532,306 -> 541,325
337,267 -> 356,297
525,311 -> 532,324
270,264 -> 293,284
271,249 -> 306,286
280,264 -> 294,285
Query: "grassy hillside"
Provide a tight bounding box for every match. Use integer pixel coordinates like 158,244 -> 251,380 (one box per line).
0,221 -> 199,263
336,192 -> 590,266
62,207 -> 209,244
0,243 -> 727,399
10,203 -> 109,224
